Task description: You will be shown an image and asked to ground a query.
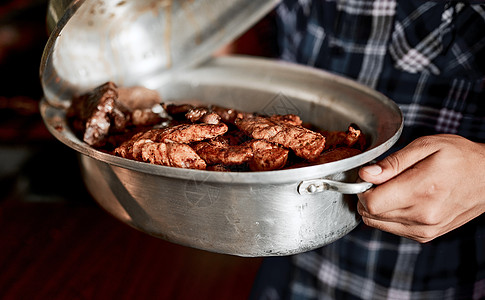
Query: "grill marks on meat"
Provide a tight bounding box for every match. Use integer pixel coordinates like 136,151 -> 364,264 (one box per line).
211,106 -> 240,124
193,138 -> 289,171
194,138 -> 253,166
185,107 -> 222,124
320,124 -> 366,151
246,140 -> 289,171
70,82 -> 365,171
67,82 -> 130,147
67,82 -> 167,147
159,123 -> 228,143
290,147 -> 363,169
235,115 -> 326,161
114,123 -> 227,169
143,142 -> 206,169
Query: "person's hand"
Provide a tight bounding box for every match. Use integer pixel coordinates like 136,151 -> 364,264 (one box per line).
357,134 -> 485,243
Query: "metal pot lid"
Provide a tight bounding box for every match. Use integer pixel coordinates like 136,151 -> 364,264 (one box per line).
40,0 -> 280,108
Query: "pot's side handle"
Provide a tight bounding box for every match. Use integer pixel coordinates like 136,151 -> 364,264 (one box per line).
298,179 -> 373,195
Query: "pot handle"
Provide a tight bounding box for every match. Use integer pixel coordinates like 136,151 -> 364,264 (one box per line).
298,179 -> 373,195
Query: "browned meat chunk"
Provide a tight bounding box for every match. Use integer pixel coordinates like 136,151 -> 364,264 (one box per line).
206,164 -> 231,172
164,103 -> 194,116
312,147 -> 362,164
185,107 -> 221,124
113,131 -> 144,159
67,82 -> 131,147
114,123 -> 228,169
185,107 -> 209,122
114,131 -> 207,170
130,109 -> 164,126
157,123 -> 228,143
200,113 -> 222,124
194,138 -> 289,171
345,125 -> 365,150
211,105 -> 240,124
268,114 -> 302,126
320,124 -> 366,151
118,86 -> 166,127
235,115 -> 325,161
118,122 -> 225,145
117,86 -> 162,110
194,138 -> 253,166
291,147 -> 362,168
70,82 -> 367,171
315,147 -> 362,164
246,140 -> 289,171
142,141 -> 206,169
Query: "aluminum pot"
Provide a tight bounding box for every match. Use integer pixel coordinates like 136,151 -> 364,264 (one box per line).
41,55 -> 402,256
40,0 -> 403,256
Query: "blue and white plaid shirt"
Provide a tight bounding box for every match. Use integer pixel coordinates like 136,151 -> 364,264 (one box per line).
252,1 -> 485,299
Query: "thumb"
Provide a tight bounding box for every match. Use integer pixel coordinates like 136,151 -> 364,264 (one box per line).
359,138 -> 439,184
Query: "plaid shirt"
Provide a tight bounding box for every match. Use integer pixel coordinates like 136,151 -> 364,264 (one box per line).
252,1 -> 485,300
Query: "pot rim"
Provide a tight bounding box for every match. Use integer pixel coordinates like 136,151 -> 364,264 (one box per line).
40,56 -> 403,185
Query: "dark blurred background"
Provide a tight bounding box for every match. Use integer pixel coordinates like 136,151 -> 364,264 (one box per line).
0,0 -> 89,207
0,2 -> 263,299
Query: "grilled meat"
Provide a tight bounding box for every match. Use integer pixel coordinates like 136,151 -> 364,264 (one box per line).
164,103 -> 194,117
194,137 -> 253,166
211,105 -> 240,124
268,114 -> 302,126
117,86 -> 162,110
142,141 -> 206,169
235,115 -> 325,161
320,124 -> 366,151
291,147 -> 362,168
158,123 -> 228,143
67,82 -> 169,147
246,139 -> 289,171
67,82 -> 131,147
71,82 -> 366,171
114,125 -> 220,170
185,107 -> 222,124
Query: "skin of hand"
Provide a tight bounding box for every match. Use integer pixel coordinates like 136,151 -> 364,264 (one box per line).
357,134 -> 485,243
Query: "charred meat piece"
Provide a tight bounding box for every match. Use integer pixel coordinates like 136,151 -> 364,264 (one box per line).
130,108 -> 165,127
316,147 -> 362,164
113,131 -> 145,160
268,114 -> 302,126
156,123 -> 228,144
68,82 -> 169,147
291,147 -> 362,168
67,82 -> 131,147
185,107 -> 222,124
117,86 -> 167,127
211,105 -> 240,124
206,164 -> 231,172
320,124 -> 366,150
117,86 -> 162,110
142,141 -> 206,169
246,139 -> 289,171
114,131 -> 207,170
114,123 -> 227,167
164,103 -> 195,118
185,107 -> 209,122
194,137 -> 253,166
321,130 -> 345,149
235,115 -> 325,161
345,125 -> 366,150
194,138 -> 289,171
200,113 -> 222,124
120,123 -> 228,146
71,83 -> 367,171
